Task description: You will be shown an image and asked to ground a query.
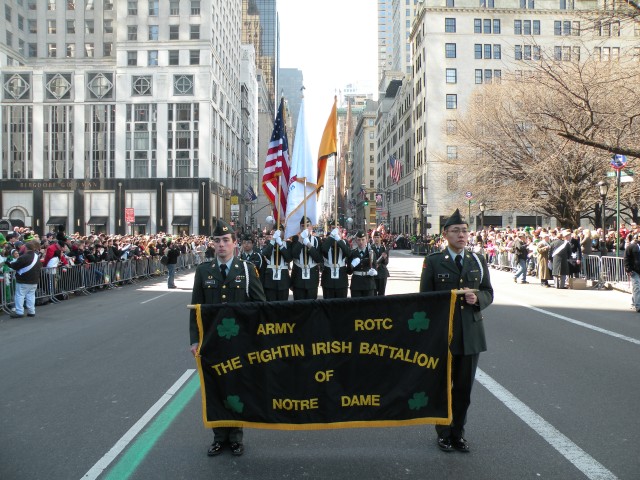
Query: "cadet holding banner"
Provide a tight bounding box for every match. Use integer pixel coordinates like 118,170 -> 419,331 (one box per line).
419,208 -> 493,454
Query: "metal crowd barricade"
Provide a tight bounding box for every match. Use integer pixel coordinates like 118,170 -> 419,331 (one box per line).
1,253 -> 205,315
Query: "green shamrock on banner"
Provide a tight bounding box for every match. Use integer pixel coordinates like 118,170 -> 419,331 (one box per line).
408,312 -> 430,332
408,392 -> 429,410
224,395 -> 244,414
217,318 -> 240,339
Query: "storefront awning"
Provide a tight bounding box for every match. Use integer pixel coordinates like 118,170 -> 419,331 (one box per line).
133,216 -> 150,226
172,216 -> 192,226
46,216 -> 67,226
9,219 -> 24,228
87,216 -> 108,226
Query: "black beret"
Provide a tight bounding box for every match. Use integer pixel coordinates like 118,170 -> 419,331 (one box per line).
299,216 -> 312,226
355,231 -> 366,239
241,234 -> 254,242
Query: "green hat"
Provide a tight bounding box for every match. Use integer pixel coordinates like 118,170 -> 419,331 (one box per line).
212,219 -> 233,237
355,230 -> 366,239
443,208 -> 467,229
0,233 -> 6,246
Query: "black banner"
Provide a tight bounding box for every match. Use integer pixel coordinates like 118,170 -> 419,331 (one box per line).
194,291 -> 454,430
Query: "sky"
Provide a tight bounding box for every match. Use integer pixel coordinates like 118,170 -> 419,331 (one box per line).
277,0 -> 378,152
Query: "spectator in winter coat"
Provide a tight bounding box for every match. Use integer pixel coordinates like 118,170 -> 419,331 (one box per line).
8,240 -> 43,318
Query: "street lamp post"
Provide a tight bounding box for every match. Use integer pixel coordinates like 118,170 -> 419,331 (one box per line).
597,180 -> 609,241
385,191 -> 391,233
479,201 -> 486,231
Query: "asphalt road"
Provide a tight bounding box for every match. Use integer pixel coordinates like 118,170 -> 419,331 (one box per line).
1,251 -> 638,480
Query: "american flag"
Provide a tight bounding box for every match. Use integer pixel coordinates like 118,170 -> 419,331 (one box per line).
389,154 -> 402,184
244,185 -> 257,202
262,97 -> 290,222
358,187 -> 367,200
375,193 -> 383,204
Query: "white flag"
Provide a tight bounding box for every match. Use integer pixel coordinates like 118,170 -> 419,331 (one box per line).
284,97 -> 318,239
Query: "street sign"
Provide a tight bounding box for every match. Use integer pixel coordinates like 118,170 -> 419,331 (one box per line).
125,208 -> 134,223
465,191 -> 473,199
419,204 -> 428,208
606,170 -> 633,177
611,154 -> 627,170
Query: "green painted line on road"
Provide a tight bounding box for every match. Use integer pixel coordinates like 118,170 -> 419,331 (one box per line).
104,375 -> 200,480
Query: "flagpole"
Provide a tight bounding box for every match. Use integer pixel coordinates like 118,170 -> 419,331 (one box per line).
303,177 -> 308,269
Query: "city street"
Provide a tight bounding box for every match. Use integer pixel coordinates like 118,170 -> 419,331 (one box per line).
1,250 -> 639,480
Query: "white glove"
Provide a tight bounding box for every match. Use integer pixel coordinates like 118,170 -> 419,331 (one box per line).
275,236 -> 284,246
303,237 -> 311,246
367,268 -> 378,276
300,230 -> 309,240
269,239 -> 275,246
351,257 -> 361,268
273,230 -> 281,240
331,228 -> 340,237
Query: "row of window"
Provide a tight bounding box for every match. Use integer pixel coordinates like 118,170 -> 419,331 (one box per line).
128,0 -> 201,16
127,50 -> 201,67
28,0 -> 113,11
444,0 -> 573,8
445,68 -> 502,84
446,18 -> 617,37
20,21 -> 199,40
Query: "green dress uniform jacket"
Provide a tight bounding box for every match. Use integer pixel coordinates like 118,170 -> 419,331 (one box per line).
260,241 -> 292,291
419,250 -> 493,355
320,237 -> 350,289
189,258 -> 266,344
239,250 -> 263,272
371,243 -> 389,278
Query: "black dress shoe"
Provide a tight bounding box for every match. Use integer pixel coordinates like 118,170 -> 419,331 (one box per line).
451,437 -> 470,452
437,436 -> 454,452
9,312 -> 24,318
230,442 -> 244,456
207,441 -> 224,456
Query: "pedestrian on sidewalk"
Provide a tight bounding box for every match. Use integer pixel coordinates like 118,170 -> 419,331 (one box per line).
623,233 -> 640,312
7,240 -> 43,318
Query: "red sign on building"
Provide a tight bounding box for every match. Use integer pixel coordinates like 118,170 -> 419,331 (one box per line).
125,208 -> 135,223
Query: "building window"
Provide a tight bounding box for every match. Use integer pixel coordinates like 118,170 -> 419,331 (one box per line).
515,45 -> 523,60
446,120 -> 457,135
104,1 -> 113,10
445,18 -> 456,33
190,24 -> 200,39
474,19 -> 481,34
474,44 -> 482,59
475,69 -> 483,84
447,172 -> 458,191
132,76 -> 152,96
174,75 -> 194,95
28,43 -> 37,57
191,0 -> 201,15
148,50 -> 158,66
149,25 -> 159,40
170,25 -> 179,40
446,0 -> 454,6
127,51 -> 137,66
128,0 -> 137,15
484,44 -> 492,59
445,43 -> 456,58
524,45 -> 531,60
170,0 -> 179,15
149,0 -> 159,16
104,20 -> 113,34
494,70 -> 502,83
47,0 -> 56,10
484,19 -> 491,34
447,146 -> 458,160
494,44 -> 501,59
66,43 -> 75,58
523,20 -> 531,35
28,19 -> 37,34
493,19 -> 501,34
446,68 -> 457,83
5,5 -> 11,21
86,0 -> 94,10
533,20 -> 540,35
128,26 -> 137,40
48,43 -> 57,58
169,50 -> 179,65
446,94 -> 457,109
18,14 -> 24,31
85,20 -> 94,35
189,50 -> 200,65
85,43 -> 94,58
48,20 -> 57,34
103,43 -> 112,56
126,104 -> 157,179
67,20 -> 76,34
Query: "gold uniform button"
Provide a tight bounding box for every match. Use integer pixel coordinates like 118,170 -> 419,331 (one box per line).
222,295 -> 227,299
222,285 -> 226,289
461,305 -> 464,310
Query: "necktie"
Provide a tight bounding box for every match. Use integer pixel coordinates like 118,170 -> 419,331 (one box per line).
220,263 -> 227,280
455,254 -> 463,272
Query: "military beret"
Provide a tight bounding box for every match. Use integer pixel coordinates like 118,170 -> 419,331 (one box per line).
299,216 -> 312,226
355,231 -> 366,239
372,231 -> 381,237
241,234 -> 254,242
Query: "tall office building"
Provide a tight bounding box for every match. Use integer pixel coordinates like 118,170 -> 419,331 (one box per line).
407,0 -> 638,232
378,0 -> 393,83
278,67 -> 303,135
0,0 -> 256,236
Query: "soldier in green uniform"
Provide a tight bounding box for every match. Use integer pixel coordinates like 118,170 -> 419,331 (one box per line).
239,234 -> 263,273
320,219 -> 350,298
419,208 -> 493,453
290,216 -> 323,300
347,230 -> 378,297
189,219 -> 266,458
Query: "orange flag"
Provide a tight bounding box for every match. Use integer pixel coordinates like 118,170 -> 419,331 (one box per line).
316,96 -> 337,192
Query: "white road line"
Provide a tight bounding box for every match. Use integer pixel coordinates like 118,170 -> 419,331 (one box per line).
80,369 -> 196,480
476,369 -> 618,480
510,301 -> 640,346
140,293 -> 169,304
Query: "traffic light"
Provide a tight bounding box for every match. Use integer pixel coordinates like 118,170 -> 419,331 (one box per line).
363,200 -> 369,206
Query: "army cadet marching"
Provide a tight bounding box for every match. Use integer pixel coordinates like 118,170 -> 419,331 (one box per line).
320,220 -> 350,298
261,225 -> 292,301
290,216 -> 323,300
189,219 -> 266,458
371,230 -> 389,296
239,234 -> 263,273
419,208 -> 493,454
347,230 -> 378,297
